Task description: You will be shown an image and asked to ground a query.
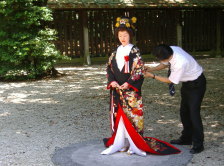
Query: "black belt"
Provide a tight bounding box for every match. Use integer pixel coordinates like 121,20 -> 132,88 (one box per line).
182,73 -> 205,87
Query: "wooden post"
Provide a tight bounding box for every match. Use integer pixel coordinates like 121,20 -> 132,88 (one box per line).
216,10 -> 221,56
82,10 -> 91,65
177,23 -> 182,47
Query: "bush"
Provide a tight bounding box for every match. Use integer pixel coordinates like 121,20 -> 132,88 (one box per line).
0,0 -> 67,80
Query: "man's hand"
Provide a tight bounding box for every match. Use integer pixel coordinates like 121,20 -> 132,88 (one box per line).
144,66 -> 154,72
143,71 -> 154,78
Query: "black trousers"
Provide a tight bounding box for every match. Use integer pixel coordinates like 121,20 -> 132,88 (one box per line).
180,73 -> 206,148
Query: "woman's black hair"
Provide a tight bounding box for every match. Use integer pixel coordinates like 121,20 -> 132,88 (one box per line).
152,44 -> 173,60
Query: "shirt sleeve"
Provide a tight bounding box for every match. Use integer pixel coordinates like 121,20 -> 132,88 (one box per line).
106,53 -> 117,88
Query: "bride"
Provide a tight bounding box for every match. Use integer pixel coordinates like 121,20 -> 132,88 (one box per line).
101,16 -> 181,156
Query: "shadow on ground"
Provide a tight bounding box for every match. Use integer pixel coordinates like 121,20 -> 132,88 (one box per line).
52,140 -> 193,166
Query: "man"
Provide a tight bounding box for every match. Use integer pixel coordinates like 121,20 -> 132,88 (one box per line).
144,44 -> 206,154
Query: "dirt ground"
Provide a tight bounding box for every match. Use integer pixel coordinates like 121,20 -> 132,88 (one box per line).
0,57 -> 223,166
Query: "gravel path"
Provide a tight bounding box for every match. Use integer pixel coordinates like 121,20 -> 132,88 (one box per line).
0,58 -> 223,166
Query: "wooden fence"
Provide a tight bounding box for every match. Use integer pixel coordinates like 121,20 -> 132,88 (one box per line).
49,9 -> 224,58
182,9 -> 221,52
52,10 -> 83,58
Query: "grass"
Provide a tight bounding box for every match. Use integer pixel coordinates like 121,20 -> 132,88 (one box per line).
55,54 -> 157,67
55,51 -> 223,67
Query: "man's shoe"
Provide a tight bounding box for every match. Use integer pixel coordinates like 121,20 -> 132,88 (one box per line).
190,146 -> 204,154
170,138 -> 192,145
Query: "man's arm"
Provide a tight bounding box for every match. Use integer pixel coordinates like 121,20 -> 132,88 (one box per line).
145,63 -> 168,72
144,72 -> 172,84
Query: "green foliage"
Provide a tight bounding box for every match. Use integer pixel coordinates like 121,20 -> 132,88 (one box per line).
0,0 -> 67,80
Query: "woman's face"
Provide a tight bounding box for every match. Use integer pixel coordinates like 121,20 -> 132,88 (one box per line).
118,31 -> 130,46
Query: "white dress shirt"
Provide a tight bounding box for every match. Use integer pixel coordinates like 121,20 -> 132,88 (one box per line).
169,46 -> 203,84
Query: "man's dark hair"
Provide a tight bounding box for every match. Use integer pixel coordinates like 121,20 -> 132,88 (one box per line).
152,44 -> 173,60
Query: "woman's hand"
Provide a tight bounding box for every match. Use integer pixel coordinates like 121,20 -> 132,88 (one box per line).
110,81 -> 120,88
120,82 -> 129,90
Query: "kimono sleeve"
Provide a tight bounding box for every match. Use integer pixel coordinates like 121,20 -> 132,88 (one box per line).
127,48 -> 144,92
106,52 -> 116,89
